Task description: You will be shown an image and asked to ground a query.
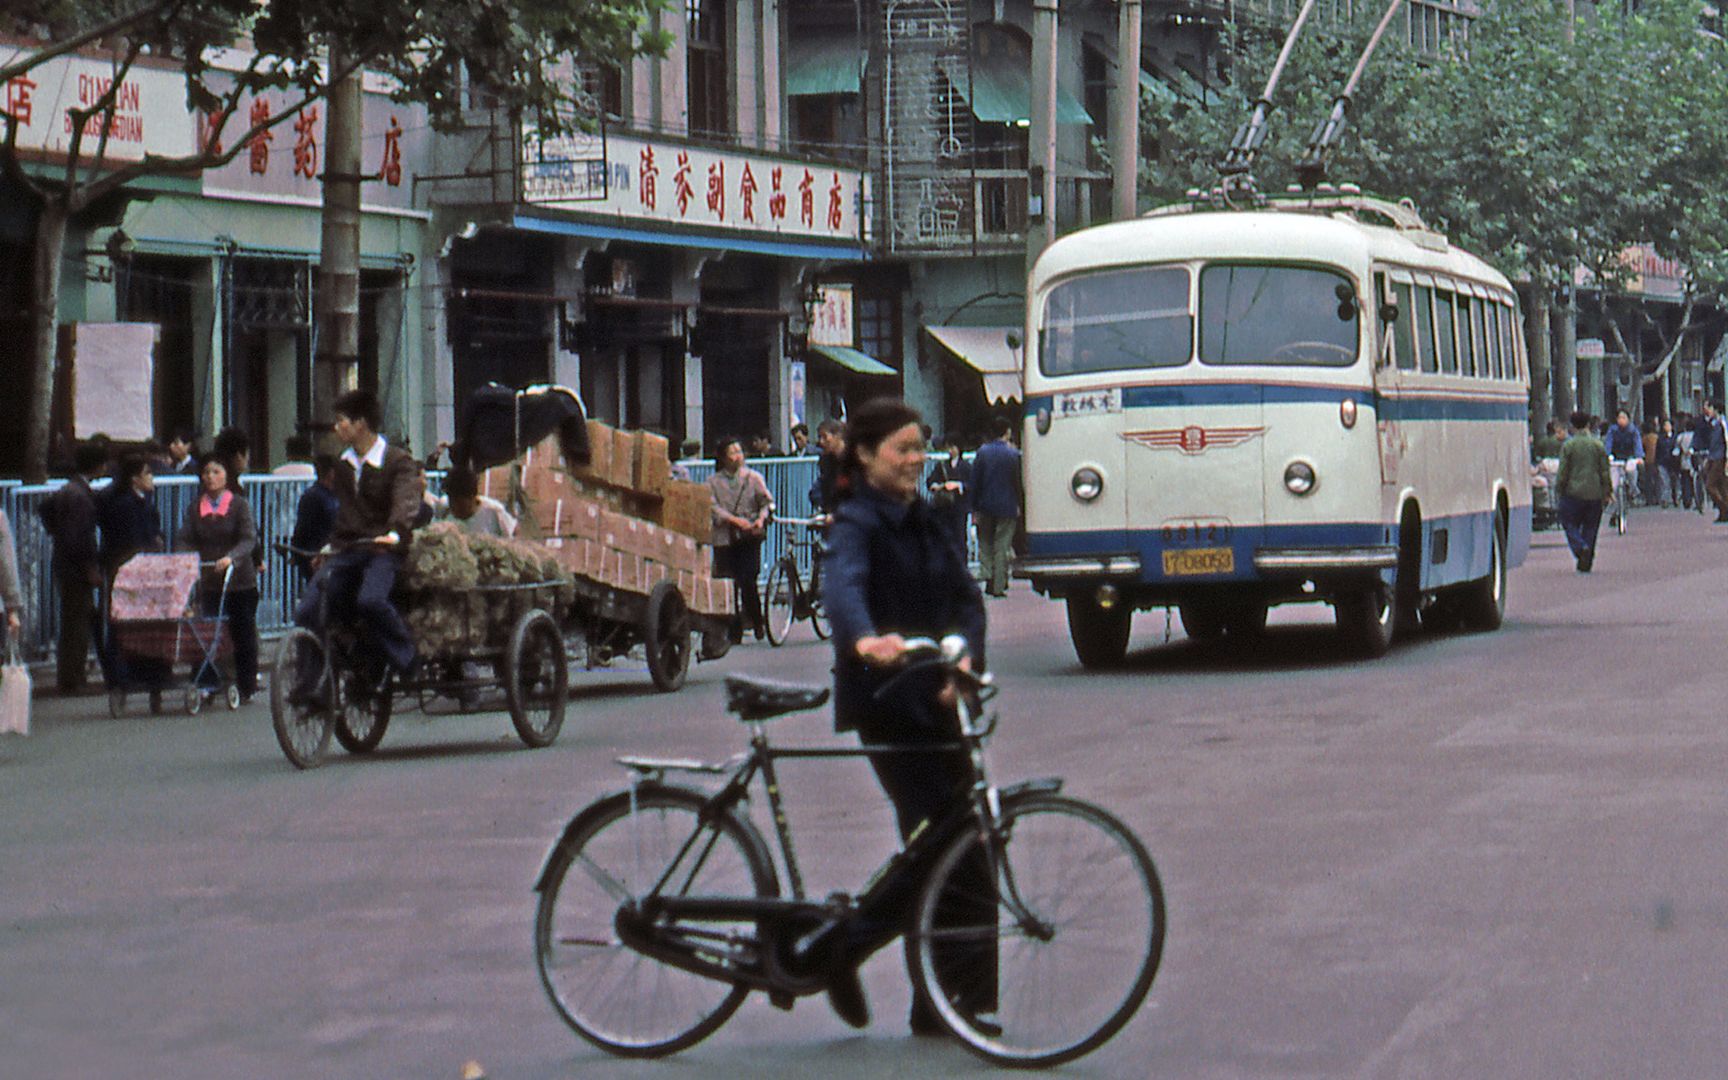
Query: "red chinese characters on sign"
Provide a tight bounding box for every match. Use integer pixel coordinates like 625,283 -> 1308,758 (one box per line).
706,161 -> 725,219
378,115 -> 402,186
3,76 -> 37,126
797,169 -> 815,228
673,151 -> 694,217
639,146 -> 659,211
739,163 -> 758,223
247,97 -> 273,175
768,166 -> 787,221
197,108 -> 223,156
292,107 -> 319,179
827,172 -> 843,230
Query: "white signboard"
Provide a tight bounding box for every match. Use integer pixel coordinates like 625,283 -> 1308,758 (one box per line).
0,50 -> 197,162
523,130 -> 867,245
68,322 -> 157,441
1577,338 -> 1607,360
810,285 -> 854,347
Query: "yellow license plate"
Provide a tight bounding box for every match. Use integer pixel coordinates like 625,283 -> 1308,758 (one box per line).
1162,547 -> 1235,576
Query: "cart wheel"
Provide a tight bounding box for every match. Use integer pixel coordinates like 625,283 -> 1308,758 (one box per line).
270,628 -> 335,769
225,684 -> 242,711
644,581 -> 693,693
184,685 -> 204,715
334,670 -> 392,755
108,690 -> 125,719
506,609 -> 567,748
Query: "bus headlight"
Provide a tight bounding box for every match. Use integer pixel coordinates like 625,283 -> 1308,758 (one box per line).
1284,461 -> 1317,495
1071,466 -> 1104,501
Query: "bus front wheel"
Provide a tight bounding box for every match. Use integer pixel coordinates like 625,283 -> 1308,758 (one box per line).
1336,583 -> 1395,659
1067,595 -> 1132,669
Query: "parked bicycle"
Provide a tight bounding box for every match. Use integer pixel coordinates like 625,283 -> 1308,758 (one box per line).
533,635 -> 1165,1067
761,514 -> 829,646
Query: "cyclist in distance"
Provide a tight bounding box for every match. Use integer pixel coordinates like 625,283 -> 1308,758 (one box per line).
820,397 -> 991,1035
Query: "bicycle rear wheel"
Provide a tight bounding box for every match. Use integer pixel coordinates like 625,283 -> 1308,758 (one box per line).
763,560 -> 795,646
910,793 -> 1164,1068
535,785 -> 777,1057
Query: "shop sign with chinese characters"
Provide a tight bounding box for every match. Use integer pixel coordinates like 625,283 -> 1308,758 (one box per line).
809,285 -> 854,348
522,130 -> 866,244
198,71 -> 428,213
0,49 -> 197,162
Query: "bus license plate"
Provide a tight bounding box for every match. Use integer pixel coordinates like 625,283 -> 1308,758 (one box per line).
1163,547 -> 1234,576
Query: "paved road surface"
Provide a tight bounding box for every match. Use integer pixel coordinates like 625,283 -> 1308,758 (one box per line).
3,506 -> 1725,1079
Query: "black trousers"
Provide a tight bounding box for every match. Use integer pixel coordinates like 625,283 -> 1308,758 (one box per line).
200,587 -> 259,694
713,539 -> 764,641
855,705 -> 999,1015
55,570 -> 109,691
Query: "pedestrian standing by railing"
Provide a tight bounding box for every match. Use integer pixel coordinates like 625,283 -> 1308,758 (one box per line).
1702,401 -> 1728,522
970,416 -> 1022,598
38,443 -> 109,691
0,508 -> 24,645
99,453 -> 171,704
707,438 -> 774,643
1557,410 -> 1612,574
178,456 -> 261,703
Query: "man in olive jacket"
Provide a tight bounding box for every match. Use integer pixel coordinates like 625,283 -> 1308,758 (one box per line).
1556,409 -> 1613,573
293,390 -> 422,682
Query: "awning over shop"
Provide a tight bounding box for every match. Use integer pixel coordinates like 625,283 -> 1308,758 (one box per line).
787,33 -> 863,96
937,48 -> 1093,126
810,344 -> 896,376
926,326 -> 1023,404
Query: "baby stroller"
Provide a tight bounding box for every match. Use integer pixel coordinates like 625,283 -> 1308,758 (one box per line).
106,553 -> 239,717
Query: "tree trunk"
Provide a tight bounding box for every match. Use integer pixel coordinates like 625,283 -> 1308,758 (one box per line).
314,40 -> 365,429
24,197 -> 70,484
1553,288 -> 1577,421
1526,285 -> 1553,434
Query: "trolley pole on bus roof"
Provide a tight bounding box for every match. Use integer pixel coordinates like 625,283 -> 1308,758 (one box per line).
1112,0 -> 1143,222
1295,0 -> 1405,191
1217,0 -> 1318,195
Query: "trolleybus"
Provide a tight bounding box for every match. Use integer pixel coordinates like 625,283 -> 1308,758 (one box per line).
1017,191 -> 1532,666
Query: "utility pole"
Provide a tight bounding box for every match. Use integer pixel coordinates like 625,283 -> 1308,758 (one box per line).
315,41 -> 364,432
1111,0 -> 1142,222
1027,0 -> 1059,275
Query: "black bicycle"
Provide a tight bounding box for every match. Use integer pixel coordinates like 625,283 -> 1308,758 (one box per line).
532,636 -> 1164,1067
761,514 -> 829,646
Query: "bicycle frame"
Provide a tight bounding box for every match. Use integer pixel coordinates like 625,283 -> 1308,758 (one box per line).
592,683 -> 1062,1001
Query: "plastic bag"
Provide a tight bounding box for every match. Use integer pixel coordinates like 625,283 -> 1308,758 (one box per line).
0,640 -> 30,737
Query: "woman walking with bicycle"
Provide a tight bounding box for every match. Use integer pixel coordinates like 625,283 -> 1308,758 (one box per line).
821,398 -> 991,1034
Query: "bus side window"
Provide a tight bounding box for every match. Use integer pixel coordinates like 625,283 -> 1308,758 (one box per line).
1499,301 -> 1519,380
1414,284 -> 1437,373
1434,289 -> 1458,374
1458,295 -> 1477,377
1469,295 -> 1488,379
1486,303 -> 1504,379
1391,282 -> 1417,371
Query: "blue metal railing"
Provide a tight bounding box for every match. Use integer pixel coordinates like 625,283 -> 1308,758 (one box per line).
6,457 -> 974,665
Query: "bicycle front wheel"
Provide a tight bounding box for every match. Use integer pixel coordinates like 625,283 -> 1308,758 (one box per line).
763,559 -> 795,646
910,793 -> 1164,1068
535,785 -> 777,1058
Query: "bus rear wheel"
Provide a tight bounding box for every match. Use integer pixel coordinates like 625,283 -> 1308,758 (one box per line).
1335,582 -> 1395,658
1458,513 -> 1508,631
1067,595 -> 1132,669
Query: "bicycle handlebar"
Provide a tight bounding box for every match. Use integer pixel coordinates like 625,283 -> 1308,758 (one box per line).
773,514 -> 828,528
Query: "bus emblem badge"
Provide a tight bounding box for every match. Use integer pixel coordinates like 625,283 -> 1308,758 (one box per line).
1122,426 -> 1266,455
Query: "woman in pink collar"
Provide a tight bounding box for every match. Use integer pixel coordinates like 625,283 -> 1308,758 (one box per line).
177,456 -> 260,702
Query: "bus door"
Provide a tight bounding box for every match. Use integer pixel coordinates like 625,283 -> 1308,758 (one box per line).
1376,268 -> 1420,488
1122,382 -> 1264,581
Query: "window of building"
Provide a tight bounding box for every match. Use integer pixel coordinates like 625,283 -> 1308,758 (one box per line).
857,293 -> 900,368
580,63 -> 625,122
687,0 -> 729,139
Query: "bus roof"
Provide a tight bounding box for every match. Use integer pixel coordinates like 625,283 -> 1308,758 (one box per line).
1030,204 -> 1515,300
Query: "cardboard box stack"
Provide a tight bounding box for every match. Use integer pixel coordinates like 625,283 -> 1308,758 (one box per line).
499,422 -> 732,617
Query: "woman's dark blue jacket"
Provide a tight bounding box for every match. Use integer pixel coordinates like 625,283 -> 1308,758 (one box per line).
822,480 -> 987,733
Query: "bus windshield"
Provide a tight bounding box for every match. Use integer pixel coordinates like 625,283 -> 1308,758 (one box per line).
1039,265 -> 1192,376
1198,264 -> 1359,367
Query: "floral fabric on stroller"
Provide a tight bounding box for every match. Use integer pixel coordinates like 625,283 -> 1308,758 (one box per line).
107,553 -> 238,716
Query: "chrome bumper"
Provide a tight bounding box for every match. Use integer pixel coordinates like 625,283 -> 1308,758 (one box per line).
1016,555 -> 1143,578
1252,546 -> 1398,573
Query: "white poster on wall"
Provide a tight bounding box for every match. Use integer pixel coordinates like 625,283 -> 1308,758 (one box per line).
70,322 -> 157,441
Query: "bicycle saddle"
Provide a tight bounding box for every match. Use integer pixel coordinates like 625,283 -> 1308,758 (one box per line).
724,675 -> 830,722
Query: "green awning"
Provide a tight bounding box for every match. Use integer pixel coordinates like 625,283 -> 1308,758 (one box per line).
811,345 -> 896,376
938,51 -> 1093,126
786,33 -> 862,97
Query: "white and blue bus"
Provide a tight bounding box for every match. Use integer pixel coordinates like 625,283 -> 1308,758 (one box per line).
1018,192 -> 1532,666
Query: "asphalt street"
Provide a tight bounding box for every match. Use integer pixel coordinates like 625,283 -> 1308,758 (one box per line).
4,505 -> 1727,1080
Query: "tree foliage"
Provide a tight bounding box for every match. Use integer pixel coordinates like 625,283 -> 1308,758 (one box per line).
1140,0 -> 1728,298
